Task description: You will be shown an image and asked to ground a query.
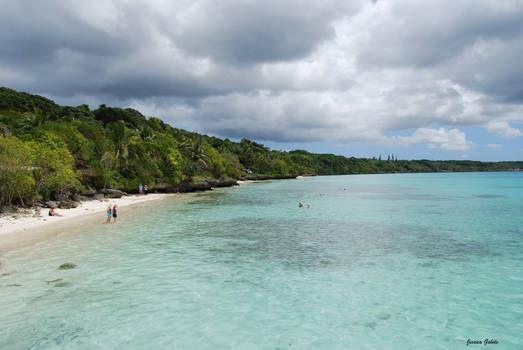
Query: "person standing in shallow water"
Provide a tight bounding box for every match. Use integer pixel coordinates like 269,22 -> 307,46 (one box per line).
106,205 -> 112,223
112,204 -> 118,223
144,185 -> 148,195
138,184 -> 143,194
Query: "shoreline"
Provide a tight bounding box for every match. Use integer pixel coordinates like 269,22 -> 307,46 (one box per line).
0,193 -> 179,253
0,179 -> 273,253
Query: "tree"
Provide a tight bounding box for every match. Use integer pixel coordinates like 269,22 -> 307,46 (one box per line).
107,121 -> 131,168
0,136 -> 35,206
30,141 -> 79,199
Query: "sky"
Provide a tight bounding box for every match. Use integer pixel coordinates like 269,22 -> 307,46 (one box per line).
1,0 -> 523,161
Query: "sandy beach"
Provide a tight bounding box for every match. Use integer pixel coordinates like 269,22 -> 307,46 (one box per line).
0,193 -> 177,251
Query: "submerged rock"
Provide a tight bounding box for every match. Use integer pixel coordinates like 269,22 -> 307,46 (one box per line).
46,278 -> 63,284
58,263 -> 76,270
54,281 -> 71,287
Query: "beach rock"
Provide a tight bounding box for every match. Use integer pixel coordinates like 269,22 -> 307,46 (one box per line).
0,205 -> 15,213
51,191 -> 70,201
71,194 -> 88,202
104,189 -> 124,198
92,194 -> 105,201
45,201 -> 57,208
58,263 -> 76,270
80,189 -> 97,197
58,200 -> 78,209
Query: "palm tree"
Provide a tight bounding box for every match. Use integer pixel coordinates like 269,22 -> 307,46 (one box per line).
23,107 -> 47,129
108,121 -> 130,169
180,136 -> 210,170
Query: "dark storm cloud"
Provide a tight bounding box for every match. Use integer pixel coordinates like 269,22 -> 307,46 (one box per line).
165,0 -> 353,64
0,1 -> 135,65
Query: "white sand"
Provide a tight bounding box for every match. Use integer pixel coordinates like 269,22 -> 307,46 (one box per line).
0,194 -> 176,249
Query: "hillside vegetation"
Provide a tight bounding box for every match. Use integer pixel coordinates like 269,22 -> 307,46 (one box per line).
1,87 -> 522,207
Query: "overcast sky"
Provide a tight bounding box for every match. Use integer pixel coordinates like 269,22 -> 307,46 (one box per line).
1,0 -> 523,160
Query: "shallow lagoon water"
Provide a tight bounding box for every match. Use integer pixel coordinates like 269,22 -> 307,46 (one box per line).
0,172 -> 522,349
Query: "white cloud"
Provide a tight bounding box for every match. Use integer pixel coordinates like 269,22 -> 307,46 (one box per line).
396,128 -> 472,151
485,121 -> 523,138
486,143 -> 501,148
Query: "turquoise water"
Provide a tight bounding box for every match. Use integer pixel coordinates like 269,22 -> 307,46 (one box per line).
0,172 -> 522,349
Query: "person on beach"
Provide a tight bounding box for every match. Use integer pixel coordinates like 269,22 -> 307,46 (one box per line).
144,185 -> 148,195
48,207 -> 62,216
138,184 -> 143,194
112,204 -> 118,223
106,205 -> 112,223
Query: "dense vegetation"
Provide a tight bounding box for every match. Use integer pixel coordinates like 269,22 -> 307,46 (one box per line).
1,87 -> 522,207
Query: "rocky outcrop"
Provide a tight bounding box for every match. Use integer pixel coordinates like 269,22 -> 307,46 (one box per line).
242,174 -> 298,181
45,201 -> 57,208
58,200 -> 78,209
51,191 -> 71,201
92,193 -> 105,201
71,194 -> 88,202
177,181 -> 213,193
103,189 -> 125,198
205,178 -> 239,188
80,189 -> 97,197
150,183 -> 176,193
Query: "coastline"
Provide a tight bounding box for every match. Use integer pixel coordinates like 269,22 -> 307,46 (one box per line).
0,193 -> 179,252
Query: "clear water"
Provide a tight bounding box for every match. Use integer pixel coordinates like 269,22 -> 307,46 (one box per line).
0,173 -> 522,349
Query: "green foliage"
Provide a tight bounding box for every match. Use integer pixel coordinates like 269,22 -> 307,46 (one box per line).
30,141 -> 80,199
0,135 -> 35,206
0,135 -> 79,205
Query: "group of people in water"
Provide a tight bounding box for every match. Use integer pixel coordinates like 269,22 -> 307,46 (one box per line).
298,202 -> 311,208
